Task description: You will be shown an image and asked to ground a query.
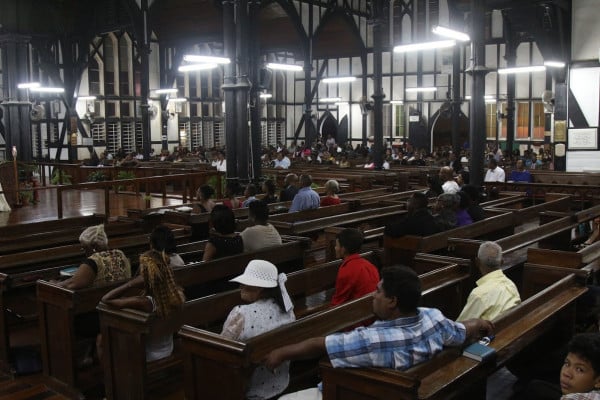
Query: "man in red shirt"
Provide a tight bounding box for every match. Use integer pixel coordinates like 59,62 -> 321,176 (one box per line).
331,228 -> 380,306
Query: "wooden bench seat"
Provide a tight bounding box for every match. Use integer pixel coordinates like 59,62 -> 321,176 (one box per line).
36,237 -> 311,395
319,265 -> 588,400
177,263 -> 471,399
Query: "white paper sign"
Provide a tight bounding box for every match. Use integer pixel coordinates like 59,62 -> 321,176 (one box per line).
568,128 -> 598,150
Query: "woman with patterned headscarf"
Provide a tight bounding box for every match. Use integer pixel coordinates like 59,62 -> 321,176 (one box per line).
58,224 -> 131,289
101,249 -> 185,361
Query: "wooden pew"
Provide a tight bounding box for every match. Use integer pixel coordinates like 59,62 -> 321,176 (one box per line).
319,265 -> 588,400
384,210 -> 515,267
178,262 -> 471,400
0,230 -> 191,373
484,193 -> 572,221
96,255 -> 465,400
36,237 -> 311,396
0,214 -> 105,240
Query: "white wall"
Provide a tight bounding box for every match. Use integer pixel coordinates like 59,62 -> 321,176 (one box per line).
572,0 -> 600,61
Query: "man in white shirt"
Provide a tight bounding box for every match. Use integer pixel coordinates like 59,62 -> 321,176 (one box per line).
439,166 -> 460,194
484,159 -> 505,182
273,152 -> 291,169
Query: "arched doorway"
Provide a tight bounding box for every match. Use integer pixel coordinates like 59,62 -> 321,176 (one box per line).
430,102 -> 469,150
318,111 -> 338,143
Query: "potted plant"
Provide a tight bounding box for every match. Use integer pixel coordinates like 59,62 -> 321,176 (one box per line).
51,169 -> 72,185
19,183 -> 34,205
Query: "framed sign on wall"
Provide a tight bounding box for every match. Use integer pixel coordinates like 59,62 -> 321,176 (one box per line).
568,128 -> 598,150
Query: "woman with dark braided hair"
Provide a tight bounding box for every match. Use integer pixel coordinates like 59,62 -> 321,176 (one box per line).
101,249 -> 185,361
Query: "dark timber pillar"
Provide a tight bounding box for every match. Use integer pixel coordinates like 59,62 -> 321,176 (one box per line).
371,0 -> 386,169
0,34 -> 33,162
222,0 -> 237,181
249,0 -> 262,181
451,44 -> 461,155
140,0 -> 152,161
235,0 -> 251,183
304,4 -> 314,148
468,0 -> 487,185
504,19 -> 516,155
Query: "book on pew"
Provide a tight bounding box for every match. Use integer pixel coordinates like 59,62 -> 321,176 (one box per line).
462,342 -> 496,362
60,266 -> 79,277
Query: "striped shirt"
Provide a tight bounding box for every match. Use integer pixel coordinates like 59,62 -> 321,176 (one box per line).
325,307 -> 466,370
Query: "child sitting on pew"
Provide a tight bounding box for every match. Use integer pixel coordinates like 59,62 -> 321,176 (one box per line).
202,205 -> 244,262
101,249 -> 186,362
222,260 -> 296,400
150,224 -> 185,267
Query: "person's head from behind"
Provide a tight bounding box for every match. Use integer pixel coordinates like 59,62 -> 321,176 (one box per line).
210,205 -> 236,235
248,200 -> 269,225
244,184 -> 257,197
79,224 -> 109,255
457,191 -> 470,210
335,228 -> 364,258
300,174 -> 313,188
488,158 -> 498,170
439,166 -> 454,182
150,225 -> 177,254
436,193 -> 459,212
230,260 -> 292,313
197,184 -> 215,201
374,266 -> 421,320
476,241 -> 502,274
284,173 -> 298,187
407,192 -> 429,214
560,333 -> 600,395
262,179 -> 276,196
225,181 -> 239,198
139,250 -> 185,317
324,179 -> 339,196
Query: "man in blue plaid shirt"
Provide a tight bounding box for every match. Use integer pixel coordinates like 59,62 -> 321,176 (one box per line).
264,266 -> 494,371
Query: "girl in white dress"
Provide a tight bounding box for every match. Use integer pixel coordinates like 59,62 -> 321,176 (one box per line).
222,260 -> 296,400
0,182 -> 11,212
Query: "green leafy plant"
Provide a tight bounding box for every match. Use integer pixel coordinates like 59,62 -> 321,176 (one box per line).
51,169 -> 72,185
87,171 -> 108,182
117,171 -> 136,180
19,184 -> 34,205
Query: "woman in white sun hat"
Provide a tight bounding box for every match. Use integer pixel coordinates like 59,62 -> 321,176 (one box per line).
222,259 -> 296,400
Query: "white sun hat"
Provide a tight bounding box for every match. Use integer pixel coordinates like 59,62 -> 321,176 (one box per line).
230,260 -> 278,288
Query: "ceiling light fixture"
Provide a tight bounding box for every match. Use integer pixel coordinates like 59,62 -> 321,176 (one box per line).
168,98 -> 188,103
322,76 -> 356,83
390,100 -> 404,104
259,93 -> 272,99
266,63 -> 303,72
183,55 -> 230,64
154,88 -> 178,94
77,96 -> 97,100
30,87 -> 65,93
543,60 -> 566,68
319,97 -> 342,103
17,82 -> 41,89
178,63 -> 219,72
405,87 -> 437,93
394,40 -> 456,53
431,26 -> 470,42
497,65 -> 546,74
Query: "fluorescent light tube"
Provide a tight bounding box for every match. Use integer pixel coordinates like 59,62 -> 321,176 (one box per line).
432,26 -> 470,42
498,66 -> 546,74
394,40 -> 456,53
266,63 -> 303,71
183,55 -> 230,64
322,76 -> 356,83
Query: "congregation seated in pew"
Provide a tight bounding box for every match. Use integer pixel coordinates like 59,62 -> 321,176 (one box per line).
330,228 -> 379,307
461,184 -> 486,222
457,241 -> 521,321
196,184 -> 216,213
280,173 -> 299,202
434,192 -> 460,231
262,179 -> 278,204
101,249 -> 186,362
202,205 -> 244,262
240,200 -> 282,252
320,179 -> 341,207
222,260 -> 296,400
384,192 -> 440,238
264,266 -> 494,398
456,191 -> 474,227
150,225 -> 185,268
242,183 -> 259,208
289,175 -> 320,213
56,224 -> 131,290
